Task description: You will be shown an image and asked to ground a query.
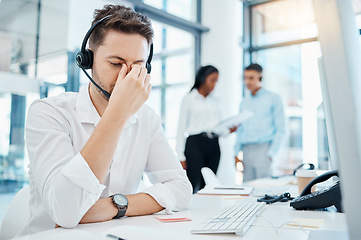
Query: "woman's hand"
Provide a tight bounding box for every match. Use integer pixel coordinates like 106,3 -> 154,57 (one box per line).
180,161 -> 187,170
229,126 -> 238,133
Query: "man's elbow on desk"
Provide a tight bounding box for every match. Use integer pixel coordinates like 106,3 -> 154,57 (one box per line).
164,178 -> 193,211
176,180 -> 193,210
53,211 -> 82,229
50,195 -> 97,228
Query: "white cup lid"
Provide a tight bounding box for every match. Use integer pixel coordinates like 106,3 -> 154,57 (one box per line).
295,169 -> 317,177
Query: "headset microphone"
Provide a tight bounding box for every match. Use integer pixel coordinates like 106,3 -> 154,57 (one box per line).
76,15 -> 153,100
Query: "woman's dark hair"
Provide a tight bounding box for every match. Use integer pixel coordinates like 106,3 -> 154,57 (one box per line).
190,65 -> 219,91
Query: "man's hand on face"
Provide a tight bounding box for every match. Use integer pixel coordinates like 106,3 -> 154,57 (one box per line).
107,64 -> 151,120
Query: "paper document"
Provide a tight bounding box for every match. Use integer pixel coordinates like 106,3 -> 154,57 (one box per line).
213,110 -> 254,136
197,186 -> 253,196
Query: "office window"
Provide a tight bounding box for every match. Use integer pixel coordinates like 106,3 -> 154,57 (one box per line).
251,42 -> 323,172
143,0 -> 197,22
245,0 -> 327,174
146,20 -> 195,138
251,0 -> 317,47
0,0 -> 70,196
0,0 -> 39,194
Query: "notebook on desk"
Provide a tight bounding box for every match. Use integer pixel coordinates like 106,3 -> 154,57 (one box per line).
199,167 -> 253,195
197,186 -> 253,196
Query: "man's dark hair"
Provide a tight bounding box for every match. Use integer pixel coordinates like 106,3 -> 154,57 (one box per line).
89,5 -> 154,51
245,63 -> 263,73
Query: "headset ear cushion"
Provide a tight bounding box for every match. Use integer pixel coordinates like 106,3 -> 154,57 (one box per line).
76,52 -> 85,68
76,50 -> 93,69
146,62 -> 151,74
83,49 -> 94,69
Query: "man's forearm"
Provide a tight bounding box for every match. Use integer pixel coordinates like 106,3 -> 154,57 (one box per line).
79,193 -> 164,224
79,197 -> 118,224
80,107 -> 128,184
125,193 -> 164,216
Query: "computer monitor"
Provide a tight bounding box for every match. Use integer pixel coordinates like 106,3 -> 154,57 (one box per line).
313,0 -> 361,239
317,58 -> 339,171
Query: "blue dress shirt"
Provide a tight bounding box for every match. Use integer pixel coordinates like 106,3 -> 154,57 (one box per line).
234,88 -> 286,158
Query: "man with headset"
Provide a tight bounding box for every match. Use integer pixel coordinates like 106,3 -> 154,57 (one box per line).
234,63 -> 286,182
19,5 -> 192,236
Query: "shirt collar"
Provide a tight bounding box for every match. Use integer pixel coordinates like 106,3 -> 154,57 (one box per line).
249,87 -> 265,97
76,84 -> 138,127
191,88 -> 213,99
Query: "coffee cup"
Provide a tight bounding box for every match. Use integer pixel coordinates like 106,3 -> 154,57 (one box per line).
295,169 -> 318,195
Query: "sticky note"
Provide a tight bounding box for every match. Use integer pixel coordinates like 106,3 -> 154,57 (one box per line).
154,216 -> 192,223
287,218 -> 325,229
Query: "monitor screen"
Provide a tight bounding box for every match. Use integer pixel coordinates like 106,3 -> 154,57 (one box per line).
313,0 -> 361,238
317,58 -> 339,171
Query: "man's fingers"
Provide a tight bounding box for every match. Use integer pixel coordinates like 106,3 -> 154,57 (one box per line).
147,83 -> 152,95
127,64 -> 142,79
144,74 -> 151,90
117,64 -> 127,80
137,66 -> 147,82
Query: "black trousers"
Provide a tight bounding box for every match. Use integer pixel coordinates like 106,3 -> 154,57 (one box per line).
184,134 -> 221,193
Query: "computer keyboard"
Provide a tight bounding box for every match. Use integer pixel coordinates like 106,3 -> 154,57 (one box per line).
191,201 -> 265,236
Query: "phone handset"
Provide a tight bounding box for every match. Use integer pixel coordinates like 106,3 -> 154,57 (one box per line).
290,170 -> 343,212
300,170 -> 338,196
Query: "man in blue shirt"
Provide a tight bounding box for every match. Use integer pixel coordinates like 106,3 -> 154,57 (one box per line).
234,64 -> 286,181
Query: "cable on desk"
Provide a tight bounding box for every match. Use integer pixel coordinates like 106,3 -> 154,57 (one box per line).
254,215 -> 323,240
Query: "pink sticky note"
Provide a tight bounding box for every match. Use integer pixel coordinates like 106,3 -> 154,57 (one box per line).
154,216 -> 192,223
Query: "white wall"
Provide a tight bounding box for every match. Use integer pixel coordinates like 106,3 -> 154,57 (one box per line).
201,0 -> 243,185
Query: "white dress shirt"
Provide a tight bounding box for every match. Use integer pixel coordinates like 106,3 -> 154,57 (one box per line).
175,89 -> 222,161
18,86 -> 192,236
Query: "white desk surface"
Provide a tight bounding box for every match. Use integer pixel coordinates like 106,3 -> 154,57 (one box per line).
14,177 -> 348,240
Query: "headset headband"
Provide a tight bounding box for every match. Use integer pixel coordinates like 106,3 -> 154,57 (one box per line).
80,15 -> 112,54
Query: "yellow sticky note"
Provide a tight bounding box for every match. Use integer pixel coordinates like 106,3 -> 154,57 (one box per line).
287,218 -> 325,229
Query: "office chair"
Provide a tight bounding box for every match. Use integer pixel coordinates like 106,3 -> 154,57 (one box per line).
0,186 -> 30,240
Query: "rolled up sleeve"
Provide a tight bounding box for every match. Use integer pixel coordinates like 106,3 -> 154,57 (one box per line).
26,101 -> 104,228
142,112 -> 192,213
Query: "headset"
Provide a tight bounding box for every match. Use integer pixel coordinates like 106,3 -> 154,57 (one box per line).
257,192 -> 294,204
76,15 -> 153,99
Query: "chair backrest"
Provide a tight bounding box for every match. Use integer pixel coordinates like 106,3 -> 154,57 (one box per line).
0,186 -> 30,240
201,167 -> 221,187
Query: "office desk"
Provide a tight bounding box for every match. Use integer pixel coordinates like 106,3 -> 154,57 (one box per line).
14,177 -> 348,240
